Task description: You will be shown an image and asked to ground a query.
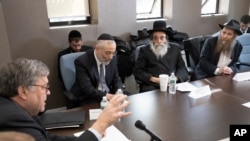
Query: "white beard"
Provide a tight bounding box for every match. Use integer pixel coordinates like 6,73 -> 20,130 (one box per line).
150,42 -> 169,59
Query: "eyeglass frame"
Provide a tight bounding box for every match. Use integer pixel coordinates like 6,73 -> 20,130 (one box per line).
31,84 -> 50,93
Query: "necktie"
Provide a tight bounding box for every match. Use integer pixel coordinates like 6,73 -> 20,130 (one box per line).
100,64 -> 110,93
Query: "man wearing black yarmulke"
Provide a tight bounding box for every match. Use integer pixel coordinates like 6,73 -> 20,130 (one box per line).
57,30 -> 93,89
70,33 -> 123,108
239,14 -> 250,34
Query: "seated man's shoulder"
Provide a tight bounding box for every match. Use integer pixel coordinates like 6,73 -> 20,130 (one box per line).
75,52 -> 92,64
0,98 -> 24,118
58,47 -> 71,58
140,45 -> 150,52
81,45 -> 94,51
169,42 -> 181,52
169,42 -> 180,47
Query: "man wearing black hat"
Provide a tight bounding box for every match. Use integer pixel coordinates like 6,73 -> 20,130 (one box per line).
194,19 -> 243,80
70,33 -> 123,108
134,20 -> 189,92
57,30 -> 93,89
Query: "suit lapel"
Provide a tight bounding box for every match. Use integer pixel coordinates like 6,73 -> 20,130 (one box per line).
89,52 -> 99,85
159,55 -> 170,71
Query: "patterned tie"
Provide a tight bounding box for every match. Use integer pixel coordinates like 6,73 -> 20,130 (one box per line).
100,64 -> 110,93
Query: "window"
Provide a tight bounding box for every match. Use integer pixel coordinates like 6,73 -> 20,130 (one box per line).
46,0 -> 91,27
201,0 -> 219,15
136,0 -> 163,20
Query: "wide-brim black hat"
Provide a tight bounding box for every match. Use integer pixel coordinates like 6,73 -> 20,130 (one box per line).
147,20 -> 172,36
219,19 -> 242,35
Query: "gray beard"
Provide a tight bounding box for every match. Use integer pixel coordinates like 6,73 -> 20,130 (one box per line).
150,43 -> 169,59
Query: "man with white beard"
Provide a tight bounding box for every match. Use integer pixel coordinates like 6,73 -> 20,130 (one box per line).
194,19 -> 243,80
134,20 -> 188,92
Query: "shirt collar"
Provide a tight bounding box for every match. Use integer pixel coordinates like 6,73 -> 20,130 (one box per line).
94,50 -> 102,67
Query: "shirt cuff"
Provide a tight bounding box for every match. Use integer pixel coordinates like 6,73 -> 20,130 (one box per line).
214,68 -> 220,75
88,128 -> 102,141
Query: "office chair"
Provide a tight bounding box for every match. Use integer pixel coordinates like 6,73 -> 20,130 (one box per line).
134,44 -> 147,89
135,44 -> 147,61
236,33 -> 250,72
60,52 -> 85,101
183,35 -> 211,80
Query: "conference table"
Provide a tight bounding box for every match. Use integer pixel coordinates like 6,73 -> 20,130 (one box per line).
49,74 -> 250,141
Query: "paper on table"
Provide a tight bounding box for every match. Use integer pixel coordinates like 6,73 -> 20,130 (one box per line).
188,85 -> 211,99
233,71 -> 250,82
89,109 -> 102,120
242,102 -> 250,108
74,125 -> 131,141
218,137 -> 229,141
176,82 -> 197,92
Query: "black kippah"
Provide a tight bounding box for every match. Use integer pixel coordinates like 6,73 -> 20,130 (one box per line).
97,33 -> 114,40
68,30 -> 81,40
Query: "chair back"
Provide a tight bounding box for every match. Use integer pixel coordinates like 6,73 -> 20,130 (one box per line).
236,33 -> 250,72
135,44 -> 147,61
183,35 -> 211,76
60,52 -> 85,91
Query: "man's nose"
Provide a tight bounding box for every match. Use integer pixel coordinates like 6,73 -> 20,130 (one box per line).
108,55 -> 113,60
222,33 -> 228,39
47,90 -> 51,96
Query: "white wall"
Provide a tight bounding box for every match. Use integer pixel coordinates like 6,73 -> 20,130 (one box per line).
0,0 -> 249,108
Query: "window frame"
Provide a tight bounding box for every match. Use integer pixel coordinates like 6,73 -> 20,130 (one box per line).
46,0 -> 91,27
201,0 -> 220,15
136,0 -> 163,20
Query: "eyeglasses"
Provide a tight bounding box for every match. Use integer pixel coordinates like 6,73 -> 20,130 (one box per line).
31,84 -> 50,93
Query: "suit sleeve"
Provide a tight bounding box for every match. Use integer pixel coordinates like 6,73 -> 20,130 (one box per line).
48,130 -> 98,141
228,42 -> 242,72
108,57 -> 123,93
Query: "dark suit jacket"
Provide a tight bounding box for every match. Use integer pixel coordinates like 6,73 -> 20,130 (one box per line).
57,46 -> 93,83
194,36 -> 242,80
134,43 -> 188,92
70,50 -> 122,107
0,96 -> 98,141
241,27 -> 250,34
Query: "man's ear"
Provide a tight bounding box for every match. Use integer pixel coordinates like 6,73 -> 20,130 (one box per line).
17,86 -> 27,100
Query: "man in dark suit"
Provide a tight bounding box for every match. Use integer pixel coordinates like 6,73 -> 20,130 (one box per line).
70,33 -> 123,108
194,19 -> 243,80
0,58 -> 131,141
134,20 -> 188,92
57,30 -> 93,88
239,15 -> 250,34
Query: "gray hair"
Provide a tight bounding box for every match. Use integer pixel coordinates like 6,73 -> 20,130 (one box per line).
0,58 -> 49,97
96,40 -> 116,49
